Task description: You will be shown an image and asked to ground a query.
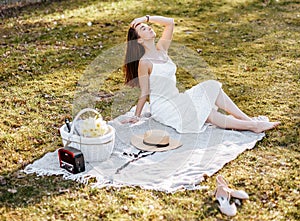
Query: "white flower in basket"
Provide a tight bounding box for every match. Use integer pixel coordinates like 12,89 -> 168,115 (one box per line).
79,114 -> 109,137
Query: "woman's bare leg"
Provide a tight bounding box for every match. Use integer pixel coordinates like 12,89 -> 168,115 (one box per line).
215,89 -> 252,121
207,109 -> 280,133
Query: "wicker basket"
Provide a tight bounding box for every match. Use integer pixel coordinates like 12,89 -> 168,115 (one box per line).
60,108 -> 115,162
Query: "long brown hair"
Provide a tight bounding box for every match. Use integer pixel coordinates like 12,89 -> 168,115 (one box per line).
123,27 -> 145,87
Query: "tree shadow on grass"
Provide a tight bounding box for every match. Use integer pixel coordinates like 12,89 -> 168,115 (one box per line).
0,172 -> 82,208
0,0 -> 124,19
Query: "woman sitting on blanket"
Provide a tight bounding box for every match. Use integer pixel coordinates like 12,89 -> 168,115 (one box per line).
122,15 -> 280,133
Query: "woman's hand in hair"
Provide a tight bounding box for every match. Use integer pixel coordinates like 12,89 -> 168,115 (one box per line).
130,16 -> 147,28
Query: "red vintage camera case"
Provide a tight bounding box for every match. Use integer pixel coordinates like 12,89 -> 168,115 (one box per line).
58,146 -> 85,174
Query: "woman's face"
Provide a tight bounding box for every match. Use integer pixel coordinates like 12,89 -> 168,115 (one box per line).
135,23 -> 156,40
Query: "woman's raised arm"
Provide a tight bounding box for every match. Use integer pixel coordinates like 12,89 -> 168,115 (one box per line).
148,15 -> 174,51
130,15 -> 174,51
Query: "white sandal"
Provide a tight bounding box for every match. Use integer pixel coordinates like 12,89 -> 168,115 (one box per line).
215,185 -> 237,216
216,175 -> 249,200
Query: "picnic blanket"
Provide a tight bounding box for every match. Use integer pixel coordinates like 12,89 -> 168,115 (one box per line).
24,109 -> 265,193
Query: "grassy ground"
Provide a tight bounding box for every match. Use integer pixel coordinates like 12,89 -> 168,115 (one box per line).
0,0 -> 299,220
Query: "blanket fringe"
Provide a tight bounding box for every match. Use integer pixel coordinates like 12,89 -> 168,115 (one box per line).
23,166 -> 95,185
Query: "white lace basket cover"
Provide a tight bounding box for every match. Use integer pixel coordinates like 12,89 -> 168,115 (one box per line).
60,108 -> 115,162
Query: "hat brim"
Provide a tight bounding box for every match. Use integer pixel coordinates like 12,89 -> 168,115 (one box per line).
130,134 -> 182,152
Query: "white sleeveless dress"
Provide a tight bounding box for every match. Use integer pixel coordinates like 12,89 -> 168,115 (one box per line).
149,57 -> 222,133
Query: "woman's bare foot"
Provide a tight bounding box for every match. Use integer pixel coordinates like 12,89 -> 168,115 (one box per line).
252,121 -> 281,133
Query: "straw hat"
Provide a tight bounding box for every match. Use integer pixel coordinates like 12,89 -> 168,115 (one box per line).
130,130 -> 182,152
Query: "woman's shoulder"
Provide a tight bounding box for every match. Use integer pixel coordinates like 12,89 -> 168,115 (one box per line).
138,58 -> 152,75
139,58 -> 152,67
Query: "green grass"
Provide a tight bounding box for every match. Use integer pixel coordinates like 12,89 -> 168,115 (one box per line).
0,0 -> 299,220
